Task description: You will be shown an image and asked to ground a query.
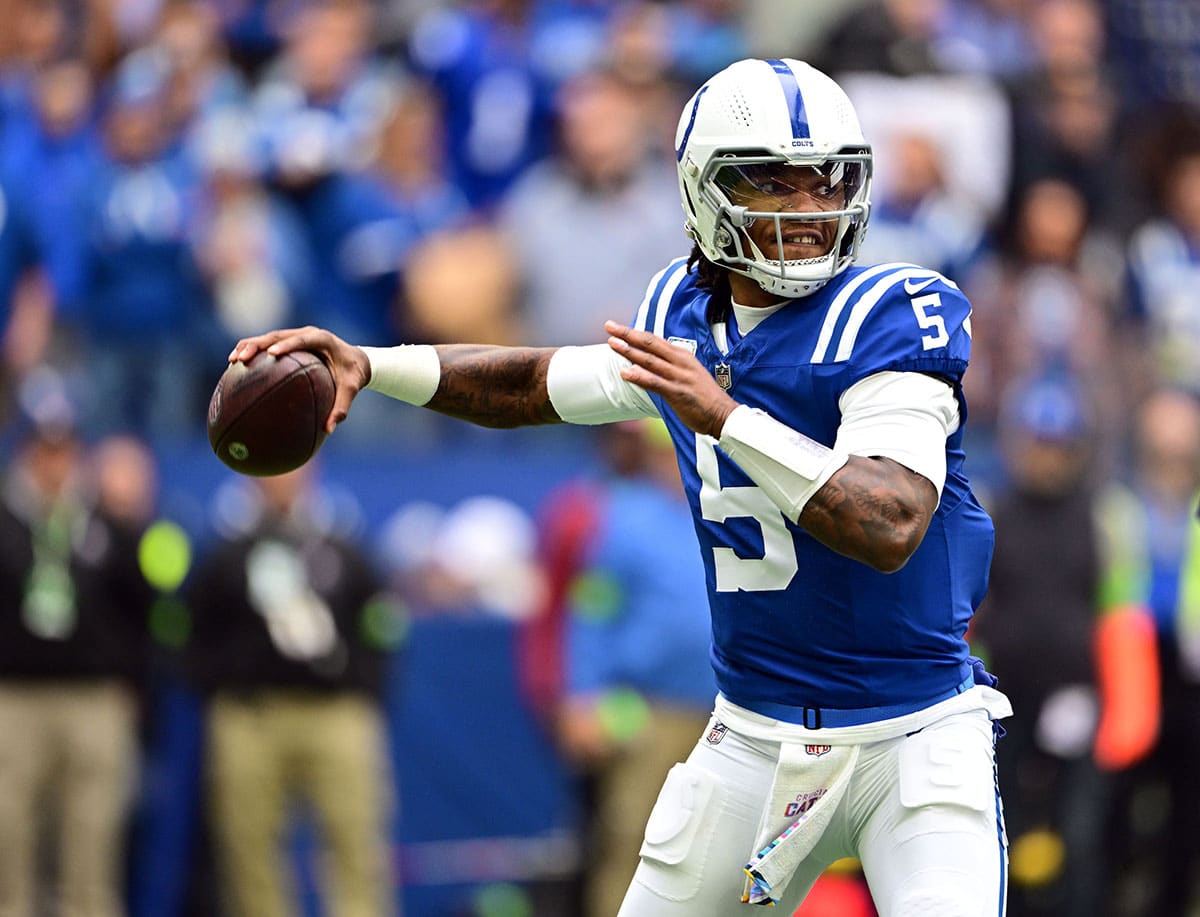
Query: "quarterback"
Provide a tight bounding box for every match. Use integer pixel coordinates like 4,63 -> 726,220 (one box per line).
232,58 -> 1012,916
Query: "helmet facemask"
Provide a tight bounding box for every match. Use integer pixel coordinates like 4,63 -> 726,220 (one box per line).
692,149 -> 873,298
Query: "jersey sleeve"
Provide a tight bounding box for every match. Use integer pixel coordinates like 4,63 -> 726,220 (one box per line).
831,269 -> 974,387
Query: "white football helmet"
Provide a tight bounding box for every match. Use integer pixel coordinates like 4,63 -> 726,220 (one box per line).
675,58 -> 873,298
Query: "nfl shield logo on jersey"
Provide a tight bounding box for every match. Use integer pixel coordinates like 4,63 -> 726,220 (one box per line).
714,362 -> 732,390
706,722 -> 728,745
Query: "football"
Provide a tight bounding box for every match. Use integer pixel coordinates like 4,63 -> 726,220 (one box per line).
207,350 -> 336,476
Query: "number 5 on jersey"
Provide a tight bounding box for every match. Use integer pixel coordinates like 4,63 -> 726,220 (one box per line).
910,292 -> 949,351
696,434 -> 798,592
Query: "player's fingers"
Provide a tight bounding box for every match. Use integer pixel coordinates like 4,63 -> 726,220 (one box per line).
608,337 -> 672,381
619,363 -> 667,395
265,327 -> 331,358
603,320 -> 676,357
228,327 -> 310,362
325,397 -> 351,434
606,322 -> 702,381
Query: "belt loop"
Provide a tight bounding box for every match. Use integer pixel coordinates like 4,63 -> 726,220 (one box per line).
804,707 -> 822,729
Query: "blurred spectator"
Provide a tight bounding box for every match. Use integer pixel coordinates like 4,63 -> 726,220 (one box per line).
661,0 -> 749,85
368,80 -> 471,257
936,0 -> 1038,77
249,0 -> 419,348
0,53 -> 97,400
5,56 -> 97,316
815,0 -> 948,78
406,0 -> 562,210
498,66 -> 684,346
1099,388 -> 1200,917
67,51 -> 208,438
970,376 -> 1141,917
87,431 -> 166,682
591,2 -> 681,156
253,0 -> 403,175
185,464 -> 403,917
1124,145 -> 1200,398
188,107 -> 311,345
214,0 -> 286,80
154,1 -> 249,134
962,177 -> 1123,469
294,80 -> 471,347
1004,0 -> 1128,233
0,372 -> 154,917
1107,0 -> 1200,109
276,165 -> 419,346
0,134 -> 44,403
855,128 -> 986,280
0,0 -> 115,102
532,419 -> 715,917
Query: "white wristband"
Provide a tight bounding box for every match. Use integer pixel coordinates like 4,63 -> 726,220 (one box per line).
718,405 -> 848,522
361,345 -> 440,406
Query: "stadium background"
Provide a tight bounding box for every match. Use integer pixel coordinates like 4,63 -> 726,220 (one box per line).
0,0 -> 1198,914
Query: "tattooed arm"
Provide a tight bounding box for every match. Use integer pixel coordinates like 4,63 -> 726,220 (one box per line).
427,345 -> 561,427
800,457 -> 937,573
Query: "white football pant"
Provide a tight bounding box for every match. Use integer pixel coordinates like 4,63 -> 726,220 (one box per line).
616,706 -> 1008,917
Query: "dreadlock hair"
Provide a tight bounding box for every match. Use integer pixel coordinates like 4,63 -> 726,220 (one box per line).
687,243 -> 733,325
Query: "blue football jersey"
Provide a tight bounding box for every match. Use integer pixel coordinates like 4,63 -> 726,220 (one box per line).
631,258 -> 995,717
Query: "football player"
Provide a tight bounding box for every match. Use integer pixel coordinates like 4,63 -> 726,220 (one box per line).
231,58 -> 1013,916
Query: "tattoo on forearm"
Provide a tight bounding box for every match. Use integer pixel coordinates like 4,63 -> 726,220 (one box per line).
799,457 -> 936,571
428,345 -> 562,428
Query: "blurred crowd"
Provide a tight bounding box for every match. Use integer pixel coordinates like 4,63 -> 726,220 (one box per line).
1,0 -> 1200,914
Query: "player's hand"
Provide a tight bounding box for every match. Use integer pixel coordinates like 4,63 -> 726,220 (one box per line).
605,320 -> 738,439
229,326 -> 371,433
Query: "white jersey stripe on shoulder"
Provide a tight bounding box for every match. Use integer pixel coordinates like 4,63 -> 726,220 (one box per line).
833,266 -> 941,363
652,259 -> 690,338
810,263 -> 912,364
633,263 -> 672,332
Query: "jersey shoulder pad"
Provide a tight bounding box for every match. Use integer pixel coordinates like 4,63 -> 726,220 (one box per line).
809,263 -> 972,378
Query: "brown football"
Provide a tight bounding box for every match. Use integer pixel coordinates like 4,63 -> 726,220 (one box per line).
207,350 -> 336,476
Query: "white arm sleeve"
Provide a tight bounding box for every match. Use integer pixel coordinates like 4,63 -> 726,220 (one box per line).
362,345 -> 440,405
717,371 -> 959,523
717,408 -> 849,523
546,344 -> 658,424
834,371 -> 959,494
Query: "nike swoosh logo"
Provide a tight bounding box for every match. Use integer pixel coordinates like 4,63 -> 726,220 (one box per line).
903,275 -> 939,296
